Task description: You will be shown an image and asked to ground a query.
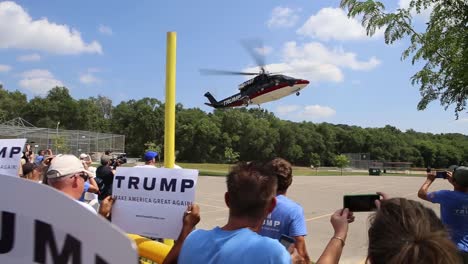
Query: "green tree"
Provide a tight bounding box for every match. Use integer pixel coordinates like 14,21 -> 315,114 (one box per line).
0,85 -> 27,122
224,147 -> 240,164
53,135 -> 70,154
23,87 -> 79,129
340,0 -> 468,117
334,154 -> 350,176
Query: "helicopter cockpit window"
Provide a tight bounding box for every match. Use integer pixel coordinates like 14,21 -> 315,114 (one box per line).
281,75 -> 295,80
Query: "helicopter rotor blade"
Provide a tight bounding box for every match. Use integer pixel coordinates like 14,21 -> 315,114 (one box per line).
241,39 -> 266,72
199,69 -> 259,76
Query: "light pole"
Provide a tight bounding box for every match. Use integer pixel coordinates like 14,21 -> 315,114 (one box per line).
56,121 -> 60,154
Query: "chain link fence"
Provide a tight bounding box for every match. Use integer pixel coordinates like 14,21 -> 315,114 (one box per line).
0,118 -> 125,156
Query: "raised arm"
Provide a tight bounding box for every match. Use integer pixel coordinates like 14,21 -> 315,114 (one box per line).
163,204 -> 200,264
418,172 -> 436,201
316,208 -> 354,264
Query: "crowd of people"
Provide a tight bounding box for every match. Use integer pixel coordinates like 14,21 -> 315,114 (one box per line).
15,145 -> 468,264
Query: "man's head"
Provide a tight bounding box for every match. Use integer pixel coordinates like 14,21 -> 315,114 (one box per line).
225,162 -> 277,221
80,153 -> 92,165
101,155 -> 112,166
46,154 -> 90,199
22,163 -> 42,181
452,166 -> 468,190
266,158 -> 293,194
143,151 -> 158,165
38,150 -> 45,156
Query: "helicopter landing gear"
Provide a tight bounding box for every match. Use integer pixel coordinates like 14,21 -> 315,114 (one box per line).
296,92 -> 300,96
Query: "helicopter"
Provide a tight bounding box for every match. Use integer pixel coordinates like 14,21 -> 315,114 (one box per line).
202,45 -> 310,108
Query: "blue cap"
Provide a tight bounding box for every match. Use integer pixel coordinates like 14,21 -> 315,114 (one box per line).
144,151 -> 158,161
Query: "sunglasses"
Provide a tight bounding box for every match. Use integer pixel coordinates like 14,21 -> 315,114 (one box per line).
73,172 -> 89,182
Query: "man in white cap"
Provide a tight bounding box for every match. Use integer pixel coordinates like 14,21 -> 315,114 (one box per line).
47,154 -> 113,219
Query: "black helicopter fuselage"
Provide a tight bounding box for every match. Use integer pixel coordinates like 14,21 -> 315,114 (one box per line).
204,74 -> 309,108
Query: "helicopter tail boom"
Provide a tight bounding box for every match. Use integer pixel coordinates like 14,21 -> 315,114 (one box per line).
204,92 -> 219,107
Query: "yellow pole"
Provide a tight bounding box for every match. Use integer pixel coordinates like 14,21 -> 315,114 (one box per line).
164,32 -> 176,169
163,31 -> 176,247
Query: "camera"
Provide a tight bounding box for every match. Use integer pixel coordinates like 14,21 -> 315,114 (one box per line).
110,153 -> 127,169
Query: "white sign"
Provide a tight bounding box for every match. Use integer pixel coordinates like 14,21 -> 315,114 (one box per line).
112,167 -> 198,239
0,175 -> 138,264
0,138 -> 26,177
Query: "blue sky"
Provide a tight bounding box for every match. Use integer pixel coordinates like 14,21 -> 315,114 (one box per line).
0,0 -> 466,134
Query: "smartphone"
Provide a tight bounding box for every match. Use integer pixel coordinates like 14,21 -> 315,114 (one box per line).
343,194 -> 380,212
279,234 -> 295,249
435,171 -> 447,179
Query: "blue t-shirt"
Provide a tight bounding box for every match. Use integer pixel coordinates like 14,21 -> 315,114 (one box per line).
178,227 -> 291,264
428,190 -> 468,252
259,195 -> 307,239
79,181 -> 90,202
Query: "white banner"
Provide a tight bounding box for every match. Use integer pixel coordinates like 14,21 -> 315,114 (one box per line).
0,138 -> 26,177
0,175 -> 138,264
111,167 -> 198,239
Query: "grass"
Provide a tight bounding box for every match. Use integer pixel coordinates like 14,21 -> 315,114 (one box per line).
174,163 -> 427,177
118,161 -> 426,177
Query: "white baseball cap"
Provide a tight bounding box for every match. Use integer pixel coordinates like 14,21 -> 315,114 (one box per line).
46,154 -> 91,179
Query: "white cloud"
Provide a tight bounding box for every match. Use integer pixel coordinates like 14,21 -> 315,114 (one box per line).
276,105 -> 300,115
297,7 -> 383,41
0,1 -> 102,54
299,105 -> 336,119
275,104 -> 336,120
244,41 -> 380,84
254,46 -> 273,56
267,6 -> 300,28
398,0 -> 433,21
98,24 -> 113,36
0,64 -> 11,72
19,69 -> 63,94
17,53 -> 41,62
79,73 -> 100,84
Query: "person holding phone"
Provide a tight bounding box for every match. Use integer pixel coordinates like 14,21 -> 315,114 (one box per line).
418,166 -> 468,260
259,158 -> 310,263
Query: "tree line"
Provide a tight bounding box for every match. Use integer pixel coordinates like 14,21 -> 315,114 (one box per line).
1,86 -> 467,168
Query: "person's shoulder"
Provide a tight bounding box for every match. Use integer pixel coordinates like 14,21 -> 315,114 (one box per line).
428,189 -> 456,202
185,228 -> 212,241
277,195 -> 304,212
181,229 -> 213,250
253,235 -> 289,257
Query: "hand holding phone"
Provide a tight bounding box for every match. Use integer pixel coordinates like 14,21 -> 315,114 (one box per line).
435,171 -> 448,179
343,194 -> 380,212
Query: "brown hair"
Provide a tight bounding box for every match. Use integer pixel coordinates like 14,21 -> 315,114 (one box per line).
266,158 -> 292,193
226,162 -> 277,220
367,198 -> 461,264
